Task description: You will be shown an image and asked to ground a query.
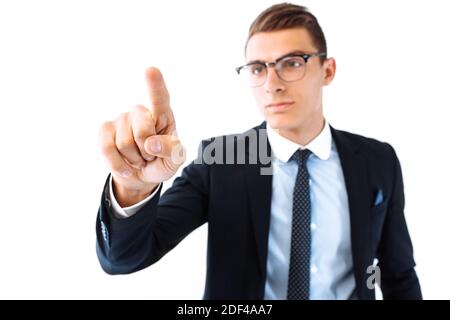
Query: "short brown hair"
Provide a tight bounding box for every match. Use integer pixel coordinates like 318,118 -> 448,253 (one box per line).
246,3 -> 327,63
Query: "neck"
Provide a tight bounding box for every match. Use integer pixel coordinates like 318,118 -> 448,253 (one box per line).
275,115 -> 325,146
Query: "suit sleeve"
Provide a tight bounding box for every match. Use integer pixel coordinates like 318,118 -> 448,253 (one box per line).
96,156 -> 209,275
377,145 -> 422,299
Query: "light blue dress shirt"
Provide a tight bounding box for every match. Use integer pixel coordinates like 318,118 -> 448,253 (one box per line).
264,121 -> 357,300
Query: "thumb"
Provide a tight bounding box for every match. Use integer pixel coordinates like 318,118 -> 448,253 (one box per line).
144,135 -> 186,164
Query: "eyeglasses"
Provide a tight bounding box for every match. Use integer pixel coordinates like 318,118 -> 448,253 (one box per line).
236,52 -> 327,87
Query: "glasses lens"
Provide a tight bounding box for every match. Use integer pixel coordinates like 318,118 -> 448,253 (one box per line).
239,63 -> 266,87
277,57 -> 306,82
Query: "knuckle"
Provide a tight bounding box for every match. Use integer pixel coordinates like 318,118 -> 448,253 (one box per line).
100,140 -> 116,157
115,112 -> 128,123
99,121 -> 114,135
131,104 -> 148,114
131,105 -> 153,124
134,127 -> 151,142
109,162 -> 125,174
167,137 -> 180,149
116,137 -> 134,152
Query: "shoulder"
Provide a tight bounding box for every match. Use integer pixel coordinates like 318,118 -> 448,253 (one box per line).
331,126 -> 397,160
200,122 -> 266,145
199,122 -> 267,152
195,122 -> 268,166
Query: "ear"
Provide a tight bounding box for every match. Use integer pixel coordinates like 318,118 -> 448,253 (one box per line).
323,57 -> 336,86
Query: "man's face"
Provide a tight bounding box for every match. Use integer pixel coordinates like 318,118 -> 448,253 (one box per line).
245,28 -> 335,132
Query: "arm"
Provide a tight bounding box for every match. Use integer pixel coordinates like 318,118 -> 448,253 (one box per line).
377,146 -> 422,299
96,67 -> 203,275
96,159 -> 209,275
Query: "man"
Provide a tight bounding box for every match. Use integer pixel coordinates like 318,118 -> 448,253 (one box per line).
96,3 -> 422,299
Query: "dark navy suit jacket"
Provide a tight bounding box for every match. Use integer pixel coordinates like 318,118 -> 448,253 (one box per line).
96,122 -> 422,300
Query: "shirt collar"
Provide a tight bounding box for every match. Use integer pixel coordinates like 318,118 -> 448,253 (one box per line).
266,119 -> 332,163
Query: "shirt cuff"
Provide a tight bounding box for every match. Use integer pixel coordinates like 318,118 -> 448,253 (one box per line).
109,175 -> 162,219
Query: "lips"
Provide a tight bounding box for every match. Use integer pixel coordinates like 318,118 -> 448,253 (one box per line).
265,101 -> 295,111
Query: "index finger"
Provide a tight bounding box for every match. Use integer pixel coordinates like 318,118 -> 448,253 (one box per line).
145,66 -> 171,115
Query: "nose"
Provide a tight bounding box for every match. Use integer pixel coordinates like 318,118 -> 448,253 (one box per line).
264,66 -> 285,94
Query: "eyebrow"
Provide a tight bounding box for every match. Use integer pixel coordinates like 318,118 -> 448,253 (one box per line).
246,50 -> 308,65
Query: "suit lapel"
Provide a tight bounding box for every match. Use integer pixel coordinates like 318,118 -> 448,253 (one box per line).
331,127 -> 372,299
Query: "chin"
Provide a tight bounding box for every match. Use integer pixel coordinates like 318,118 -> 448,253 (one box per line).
265,114 -> 300,131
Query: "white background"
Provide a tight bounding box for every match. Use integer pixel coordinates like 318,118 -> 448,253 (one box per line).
0,0 -> 449,299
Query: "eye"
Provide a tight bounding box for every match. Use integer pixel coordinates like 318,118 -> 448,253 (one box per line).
284,58 -> 304,68
249,64 -> 264,75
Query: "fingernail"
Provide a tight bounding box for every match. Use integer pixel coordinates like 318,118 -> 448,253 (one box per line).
149,139 -> 161,153
121,170 -> 132,177
145,155 -> 156,161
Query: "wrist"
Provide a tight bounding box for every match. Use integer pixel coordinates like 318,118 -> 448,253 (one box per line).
112,178 -> 159,207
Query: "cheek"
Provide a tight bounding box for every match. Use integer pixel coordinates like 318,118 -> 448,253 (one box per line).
294,82 -> 321,103
251,88 -> 266,105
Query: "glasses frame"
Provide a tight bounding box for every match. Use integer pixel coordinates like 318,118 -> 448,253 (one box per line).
236,52 -> 327,87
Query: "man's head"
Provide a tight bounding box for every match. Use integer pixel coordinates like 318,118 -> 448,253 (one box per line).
241,3 -> 336,137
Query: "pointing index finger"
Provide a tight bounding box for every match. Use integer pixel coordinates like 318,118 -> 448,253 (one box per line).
145,66 -> 171,115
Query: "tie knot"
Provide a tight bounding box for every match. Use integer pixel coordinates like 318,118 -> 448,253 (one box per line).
290,148 -> 312,166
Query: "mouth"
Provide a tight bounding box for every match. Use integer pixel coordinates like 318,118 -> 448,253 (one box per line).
265,101 -> 295,112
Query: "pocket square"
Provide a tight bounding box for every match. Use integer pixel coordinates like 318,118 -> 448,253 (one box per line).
373,189 -> 384,206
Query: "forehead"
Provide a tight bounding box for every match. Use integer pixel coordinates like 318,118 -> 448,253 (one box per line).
246,28 -> 316,62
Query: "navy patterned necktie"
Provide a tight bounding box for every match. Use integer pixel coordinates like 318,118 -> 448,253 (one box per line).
287,148 -> 312,300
